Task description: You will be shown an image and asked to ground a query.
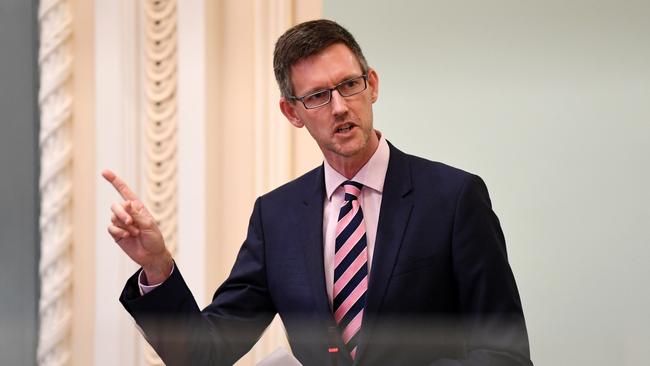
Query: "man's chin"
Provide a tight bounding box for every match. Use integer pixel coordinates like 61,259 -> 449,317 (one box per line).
333,142 -> 367,159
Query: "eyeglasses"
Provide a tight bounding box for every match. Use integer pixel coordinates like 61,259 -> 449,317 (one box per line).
290,74 -> 368,109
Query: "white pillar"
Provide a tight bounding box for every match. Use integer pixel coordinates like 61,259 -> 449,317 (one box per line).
94,0 -> 142,364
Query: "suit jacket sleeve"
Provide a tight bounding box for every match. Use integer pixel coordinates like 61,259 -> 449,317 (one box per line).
119,197 -> 276,366
431,174 -> 532,366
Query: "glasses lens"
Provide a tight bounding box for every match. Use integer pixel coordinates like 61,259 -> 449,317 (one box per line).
303,90 -> 330,108
337,76 -> 367,97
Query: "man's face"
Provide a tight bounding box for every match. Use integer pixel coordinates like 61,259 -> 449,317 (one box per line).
280,43 -> 379,165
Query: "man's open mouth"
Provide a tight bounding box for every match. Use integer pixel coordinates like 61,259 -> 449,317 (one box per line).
336,124 -> 354,133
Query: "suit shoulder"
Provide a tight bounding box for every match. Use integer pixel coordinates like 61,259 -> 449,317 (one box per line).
387,142 -> 471,179
404,152 -> 476,184
395,150 -> 490,202
258,164 -> 323,203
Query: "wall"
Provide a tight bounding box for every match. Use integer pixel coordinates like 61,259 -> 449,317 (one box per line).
71,0 -> 96,364
325,1 -> 650,365
0,0 -> 39,365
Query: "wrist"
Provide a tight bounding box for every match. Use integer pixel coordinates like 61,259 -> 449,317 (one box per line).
142,253 -> 173,285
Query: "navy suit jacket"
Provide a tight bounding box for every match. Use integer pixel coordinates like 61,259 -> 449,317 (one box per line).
120,143 -> 532,365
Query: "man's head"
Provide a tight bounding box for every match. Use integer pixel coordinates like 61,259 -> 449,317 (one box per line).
274,20 -> 380,177
273,19 -> 369,99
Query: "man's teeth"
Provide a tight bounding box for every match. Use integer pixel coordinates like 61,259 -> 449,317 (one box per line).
337,126 -> 352,132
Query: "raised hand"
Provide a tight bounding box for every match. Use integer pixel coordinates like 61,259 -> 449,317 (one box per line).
102,169 -> 173,285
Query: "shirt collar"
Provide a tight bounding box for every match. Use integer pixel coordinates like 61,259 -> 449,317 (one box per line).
324,131 -> 390,201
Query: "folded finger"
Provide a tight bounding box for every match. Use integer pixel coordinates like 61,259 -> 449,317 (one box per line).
107,224 -> 129,241
125,200 -> 154,228
111,202 -> 133,225
110,214 -> 140,236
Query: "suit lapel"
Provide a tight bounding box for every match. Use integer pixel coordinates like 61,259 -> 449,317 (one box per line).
298,165 -> 334,317
356,143 -> 414,362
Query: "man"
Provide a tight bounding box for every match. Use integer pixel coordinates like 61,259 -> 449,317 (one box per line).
104,19 -> 532,365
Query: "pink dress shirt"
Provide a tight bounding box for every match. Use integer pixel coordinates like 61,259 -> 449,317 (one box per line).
322,133 -> 390,305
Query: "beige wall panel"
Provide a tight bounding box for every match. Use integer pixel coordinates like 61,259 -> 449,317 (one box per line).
204,0 -> 221,301
294,0 -> 321,22
206,0 -> 324,295
291,127 -> 323,176
70,1 -> 96,365
206,0 -> 258,291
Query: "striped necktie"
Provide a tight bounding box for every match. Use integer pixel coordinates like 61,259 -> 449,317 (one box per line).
333,180 -> 368,360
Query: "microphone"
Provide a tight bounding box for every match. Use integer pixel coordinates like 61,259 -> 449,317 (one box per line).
328,326 -> 339,366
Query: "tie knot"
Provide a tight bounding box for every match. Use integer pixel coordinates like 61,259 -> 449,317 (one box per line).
341,181 -> 363,201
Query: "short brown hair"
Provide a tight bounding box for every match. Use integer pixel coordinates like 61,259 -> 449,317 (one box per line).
273,19 -> 369,99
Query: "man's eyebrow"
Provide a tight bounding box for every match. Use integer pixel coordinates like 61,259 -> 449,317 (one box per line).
298,73 -> 362,97
337,74 -> 363,84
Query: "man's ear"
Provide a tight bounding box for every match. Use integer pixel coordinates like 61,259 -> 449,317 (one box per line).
279,97 -> 304,128
367,68 -> 379,103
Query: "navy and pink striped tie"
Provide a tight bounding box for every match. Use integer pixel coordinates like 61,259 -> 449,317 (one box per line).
333,181 -> 368,360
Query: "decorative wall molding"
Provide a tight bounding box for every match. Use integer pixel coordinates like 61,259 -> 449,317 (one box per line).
143,0 -> 178,255
142,0 -> 179,364
37,0 -> 74,365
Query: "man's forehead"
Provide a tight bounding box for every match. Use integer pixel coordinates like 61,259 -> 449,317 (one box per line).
289,43 -> 363,92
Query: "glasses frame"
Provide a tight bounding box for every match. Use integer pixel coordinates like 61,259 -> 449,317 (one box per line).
289,74 -> 368,109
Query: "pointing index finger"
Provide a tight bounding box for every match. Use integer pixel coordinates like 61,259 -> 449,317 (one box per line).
101,169 -> 139,201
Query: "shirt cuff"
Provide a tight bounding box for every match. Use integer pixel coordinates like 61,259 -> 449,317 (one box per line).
138,263 -> 175,295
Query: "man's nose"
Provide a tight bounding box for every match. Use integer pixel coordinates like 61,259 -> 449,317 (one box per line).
330,89 -> 349,116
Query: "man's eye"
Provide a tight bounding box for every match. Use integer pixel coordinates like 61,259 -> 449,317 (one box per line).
305,90 -> 328,102
344,80 -> 359,88
339,79 -> 359,92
